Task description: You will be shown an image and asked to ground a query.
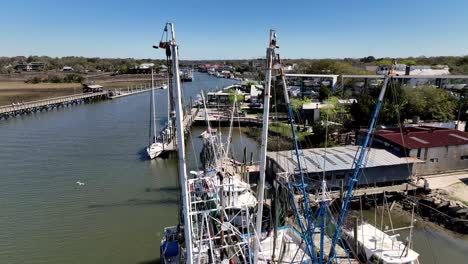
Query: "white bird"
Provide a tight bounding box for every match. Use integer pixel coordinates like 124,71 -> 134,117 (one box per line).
76,181 -> 85,186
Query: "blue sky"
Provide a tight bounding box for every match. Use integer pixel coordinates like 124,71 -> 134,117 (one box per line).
1,0 -> 468,60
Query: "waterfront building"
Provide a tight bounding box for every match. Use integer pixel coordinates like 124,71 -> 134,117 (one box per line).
371,126 -> 468,175
14,62 -> 45,71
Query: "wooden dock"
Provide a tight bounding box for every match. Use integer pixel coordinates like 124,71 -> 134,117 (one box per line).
108,87 -> 153,99
0,85 -> 163,120
0,92 -> 109,120
159,107 -> 200,153
295,182 -> 418,205
193,108 -> 262,126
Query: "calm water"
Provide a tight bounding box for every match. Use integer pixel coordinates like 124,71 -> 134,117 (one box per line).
0,72 -> 466,263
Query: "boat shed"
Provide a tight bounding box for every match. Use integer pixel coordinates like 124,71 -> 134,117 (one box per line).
266,146 -> 422,189
82,84 -> 104,93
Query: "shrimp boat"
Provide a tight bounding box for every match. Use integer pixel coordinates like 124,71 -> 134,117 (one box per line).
147,69 -> 164,159
157,23 -> 256,264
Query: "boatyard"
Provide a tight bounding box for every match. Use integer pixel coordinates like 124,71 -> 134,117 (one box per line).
1,2 -> 468,264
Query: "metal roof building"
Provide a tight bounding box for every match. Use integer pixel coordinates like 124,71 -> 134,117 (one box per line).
266,146 -> 422,188
370,126 -> 468,175
374,126 -> 468,149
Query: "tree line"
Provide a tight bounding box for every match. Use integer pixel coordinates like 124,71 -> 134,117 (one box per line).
0,56 -> 165,74
2,55 -> 468,75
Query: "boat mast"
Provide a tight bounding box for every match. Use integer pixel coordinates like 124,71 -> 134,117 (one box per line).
148,77 -> 153,145
151,68 -> 157,143
200,91 -> 220,169
167,22 -> 194,264
167,74 -> 171,138
224,89 -> 237,163
253,29 -> 276,264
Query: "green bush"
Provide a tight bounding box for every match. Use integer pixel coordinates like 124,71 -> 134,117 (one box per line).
63,74 -> 84,83
25,77 -> 42,84
48,75 -> 62,83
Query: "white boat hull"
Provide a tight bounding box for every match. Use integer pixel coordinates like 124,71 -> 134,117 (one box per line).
147,143 -> 164,159
344,223 -> 420,264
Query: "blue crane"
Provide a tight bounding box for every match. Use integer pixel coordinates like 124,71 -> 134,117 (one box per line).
327,71 -> 393,263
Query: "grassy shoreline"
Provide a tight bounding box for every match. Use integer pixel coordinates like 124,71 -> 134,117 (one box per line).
0,80 -> 153,106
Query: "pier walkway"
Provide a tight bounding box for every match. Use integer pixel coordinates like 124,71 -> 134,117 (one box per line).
160,107 -> 199,153
295,182 -> 419,205
0,92 -> 108,120
193,108 -> 262,126
108,87 -> 153,99
0,86 -> 161,120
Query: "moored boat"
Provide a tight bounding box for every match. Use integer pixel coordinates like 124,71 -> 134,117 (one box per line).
344,223 -> 420,264
160,226 -> 182,264
147,69 -> 164,159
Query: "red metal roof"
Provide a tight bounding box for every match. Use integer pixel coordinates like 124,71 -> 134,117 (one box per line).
374,126 -> 468,149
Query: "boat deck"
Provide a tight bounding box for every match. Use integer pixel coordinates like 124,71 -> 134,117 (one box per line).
347,223 -> 419,264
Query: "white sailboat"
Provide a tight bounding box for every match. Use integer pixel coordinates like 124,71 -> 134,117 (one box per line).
147,69 -> 164,159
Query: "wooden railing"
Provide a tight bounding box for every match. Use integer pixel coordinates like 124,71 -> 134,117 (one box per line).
0,92 -> 108,114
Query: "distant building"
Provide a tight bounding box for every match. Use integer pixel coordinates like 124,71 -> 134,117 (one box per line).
301,102 -> 330,123
365,65 -> 378,72
283,64 -> 298,72
159,64 -> 168,73
267,146 -> 422,189
301,99 -> 357,124
139,63 -> 154,69
129,63 -> 154,74
369,126 -> 468,175
376,64 -> 450,86
14,62 -> 45,72
376,64 -> 450,76
206,88 -> 247,108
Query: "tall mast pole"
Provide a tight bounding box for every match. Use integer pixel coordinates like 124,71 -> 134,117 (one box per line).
167,74 -> 171,137
253,29 -> 276,264
168,22 -> 193,264
151,68 -> 157,142
224,89 -> 237,162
